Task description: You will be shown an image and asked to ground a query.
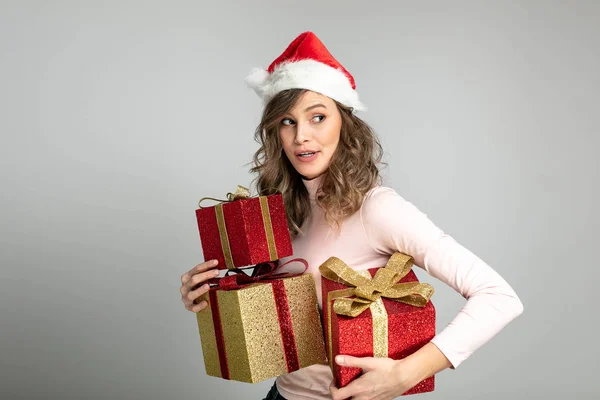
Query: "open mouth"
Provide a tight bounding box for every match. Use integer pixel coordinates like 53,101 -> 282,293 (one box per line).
295,151 -> 319,162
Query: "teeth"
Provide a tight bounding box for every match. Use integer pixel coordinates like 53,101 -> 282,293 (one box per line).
299,152 -> 315,157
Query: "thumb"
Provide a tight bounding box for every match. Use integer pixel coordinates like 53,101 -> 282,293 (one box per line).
335,355 -> 378,371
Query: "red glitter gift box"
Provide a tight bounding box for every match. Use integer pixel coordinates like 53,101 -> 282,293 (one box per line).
196,186 -> 293,270
320,252 -> 436,395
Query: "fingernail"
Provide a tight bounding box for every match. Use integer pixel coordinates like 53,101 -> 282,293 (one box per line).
335,356 -> 344,365
212,259 -> 219,265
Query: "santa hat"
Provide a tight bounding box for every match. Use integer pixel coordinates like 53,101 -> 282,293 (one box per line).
245,31 -> 366,112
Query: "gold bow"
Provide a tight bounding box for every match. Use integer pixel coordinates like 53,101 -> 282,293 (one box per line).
320,252 -> 434,366
198,185 -> 251,209
319,252 -> 434,317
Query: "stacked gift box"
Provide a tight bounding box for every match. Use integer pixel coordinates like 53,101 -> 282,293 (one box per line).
194,186 -> 327,383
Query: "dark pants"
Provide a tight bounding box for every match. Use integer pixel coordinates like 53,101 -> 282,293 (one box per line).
263,382 -> 286,400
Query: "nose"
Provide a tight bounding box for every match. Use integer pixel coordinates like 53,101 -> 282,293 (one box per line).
294,121 -> 311,144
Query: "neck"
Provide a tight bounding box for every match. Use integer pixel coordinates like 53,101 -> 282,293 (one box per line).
301,174 -> 324,200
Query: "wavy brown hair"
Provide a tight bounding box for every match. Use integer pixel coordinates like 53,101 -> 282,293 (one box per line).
249,89 -> 385,237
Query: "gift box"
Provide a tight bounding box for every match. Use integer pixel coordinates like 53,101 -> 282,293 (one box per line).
196,185 -> 293,270
320,252 -> 436,395
196,266 -> 327,383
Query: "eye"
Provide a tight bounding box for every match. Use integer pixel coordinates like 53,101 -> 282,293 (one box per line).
312,115 -> 325,123
281,118 -> 295,126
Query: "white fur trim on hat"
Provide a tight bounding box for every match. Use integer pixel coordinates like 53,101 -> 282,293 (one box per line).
245,59 -> 366,112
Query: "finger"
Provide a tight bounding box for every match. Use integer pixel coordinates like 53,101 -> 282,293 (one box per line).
186,299 -> 209,313
183,288 -> 209,307
329,377 -> 339,394
186,283 -> 211,304
331,379 -> 362,400
335,355 -> 378,371
329,379 -> 337,390
182,268 -> 220,293
329,379 -> 344,400
329,383 -> 339,397
181,259 -> 219,284
329,384 -> 338,397
181,259 -> 219,285
181,291 -> 195,309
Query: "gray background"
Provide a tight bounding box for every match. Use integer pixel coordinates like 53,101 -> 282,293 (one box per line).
1,1 -> 598,399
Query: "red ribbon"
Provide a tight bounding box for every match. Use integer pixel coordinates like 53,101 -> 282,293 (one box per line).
208,258 -> 308,379
207,258 -> 309,290
208,289 -> 229,379
272,279 -> 300,372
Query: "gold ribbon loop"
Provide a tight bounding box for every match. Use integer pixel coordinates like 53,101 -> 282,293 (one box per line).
227,185 -> 250,201
332,294 -> 373,317
198,185 -> 251,209
319,252 -> 434,318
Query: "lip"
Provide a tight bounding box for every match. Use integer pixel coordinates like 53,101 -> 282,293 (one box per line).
295,150 -> 319,163
294,149 -> 319,156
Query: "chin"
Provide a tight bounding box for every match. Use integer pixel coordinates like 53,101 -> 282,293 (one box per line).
297,168 -> 325,180
290,157 -> 328,179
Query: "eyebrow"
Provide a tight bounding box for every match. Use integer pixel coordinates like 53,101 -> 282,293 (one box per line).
282,103 -> 327,120
304,103 -> 327,112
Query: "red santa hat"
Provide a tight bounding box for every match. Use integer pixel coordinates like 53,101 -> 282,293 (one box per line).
245,31 -> 366,112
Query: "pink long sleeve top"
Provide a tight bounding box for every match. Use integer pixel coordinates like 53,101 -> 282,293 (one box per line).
275,176 -> 524,400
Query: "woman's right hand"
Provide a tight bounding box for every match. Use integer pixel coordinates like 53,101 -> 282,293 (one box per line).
180,259 -> 220,312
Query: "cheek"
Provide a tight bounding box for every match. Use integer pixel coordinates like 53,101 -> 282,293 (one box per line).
324,122 -> 342,148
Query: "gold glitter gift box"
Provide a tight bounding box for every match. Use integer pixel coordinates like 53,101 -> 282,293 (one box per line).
196,271 -> 327,383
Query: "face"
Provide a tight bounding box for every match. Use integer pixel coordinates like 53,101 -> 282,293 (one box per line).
278,91 -> 342,180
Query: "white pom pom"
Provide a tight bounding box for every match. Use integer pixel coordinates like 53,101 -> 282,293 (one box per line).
245,67 -> 269,91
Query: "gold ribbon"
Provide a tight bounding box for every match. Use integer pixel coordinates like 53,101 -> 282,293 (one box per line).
198,185 -> 251,209
320,252 -> 434,366
259,197 -> 278,261
198,186 -> 278,269
214,203 -> 235,269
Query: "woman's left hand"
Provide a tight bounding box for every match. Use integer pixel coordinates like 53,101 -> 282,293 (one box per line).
329,355 -> 420,400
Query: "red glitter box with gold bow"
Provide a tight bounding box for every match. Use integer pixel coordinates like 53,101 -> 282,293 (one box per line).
320,253 -> 436,394
196,270 -> 328,383
196,186 -> 293,270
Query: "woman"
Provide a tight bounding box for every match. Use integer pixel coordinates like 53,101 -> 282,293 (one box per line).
180,32 -> 524,400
